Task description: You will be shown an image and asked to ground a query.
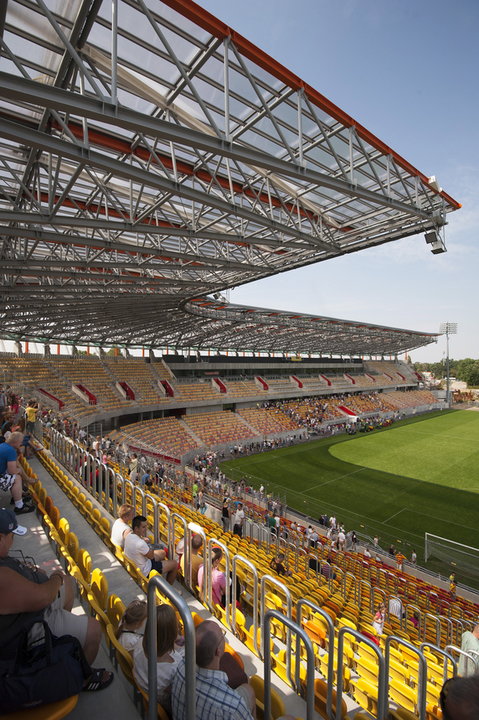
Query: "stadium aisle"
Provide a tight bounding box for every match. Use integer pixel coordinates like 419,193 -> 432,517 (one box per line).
3,471 -> 141,719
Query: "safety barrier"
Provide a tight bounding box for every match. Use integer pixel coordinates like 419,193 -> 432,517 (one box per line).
146,575 -> 195,720
263,609 -> 315,720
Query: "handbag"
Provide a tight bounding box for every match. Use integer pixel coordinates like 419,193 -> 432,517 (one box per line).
0,621 -> 91,712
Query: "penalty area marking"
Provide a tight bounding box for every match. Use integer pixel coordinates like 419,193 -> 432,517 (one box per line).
382,508 -> 406,524
302,467 -> 365,493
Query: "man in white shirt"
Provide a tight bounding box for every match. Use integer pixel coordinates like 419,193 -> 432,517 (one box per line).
458,624 -> 479,676
124,515 -> 177,585
232,503 -> 245,537
388,596 -> 404,620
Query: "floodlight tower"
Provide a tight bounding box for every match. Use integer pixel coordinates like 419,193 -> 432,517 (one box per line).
439,322 -> 458,406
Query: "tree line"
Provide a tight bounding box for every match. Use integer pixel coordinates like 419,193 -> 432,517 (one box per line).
414,358 -> 479,387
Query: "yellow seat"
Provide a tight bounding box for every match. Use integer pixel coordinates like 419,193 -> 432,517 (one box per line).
2,695 -> 79,720
389,679 -> 417,714
350,677 -> 378,716
314,678 -> 347,720
57,518 -> 70,543
106,624 -> 135,686
90,568 -> 109,609
137,687 -> 171,720
106,593 -> 126,628
250,674 -> 285,720
387,709 -> 421,720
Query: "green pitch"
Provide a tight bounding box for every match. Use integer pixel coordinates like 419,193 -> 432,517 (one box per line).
221,410 -> 479,575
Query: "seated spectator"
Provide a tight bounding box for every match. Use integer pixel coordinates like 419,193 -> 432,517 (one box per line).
0,508 -> 112,691
171,619 -> 256,720
440,676 -> 479,719
124,515 -> 177,584
198,547 -> 226,607
388,596 -> 404,619
134,603 -> 184,711
270,553 -> 292,577
110,504 -> 135,549
179,534 -> 203,590
116,599 -> 147,653
0,432 -> 36,514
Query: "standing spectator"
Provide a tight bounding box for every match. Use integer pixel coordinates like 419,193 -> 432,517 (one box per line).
449,572 -> 457,599
309,528 -> 319,549
350,531 -> 358,551
232,503 -> 245,538
24,401 -> 38,435
128,453 -> 138,483
373,603 -> 386,635
221,496 -> 230,531
458,625 -> 479,676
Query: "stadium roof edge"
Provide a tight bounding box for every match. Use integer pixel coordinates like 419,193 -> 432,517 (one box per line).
163,0 -> 460,210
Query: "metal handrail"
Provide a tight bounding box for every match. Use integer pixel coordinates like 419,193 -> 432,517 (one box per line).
445,644 -> 479,674
260,574 -> 292,665
337,626 -> 387,720
297,599 -> 335,719
146,575 -> 195,720
419,642 -> 456,684
385,635 -> 427,720
263,609 -> 315,720
231,555 -> 259,654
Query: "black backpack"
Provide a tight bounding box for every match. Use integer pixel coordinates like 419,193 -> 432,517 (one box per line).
0,622 -> 91,712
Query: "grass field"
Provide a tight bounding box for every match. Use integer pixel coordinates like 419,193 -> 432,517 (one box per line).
220,409 -> 479,581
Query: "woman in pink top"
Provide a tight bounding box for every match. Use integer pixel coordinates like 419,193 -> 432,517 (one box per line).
197,547 -> 226,607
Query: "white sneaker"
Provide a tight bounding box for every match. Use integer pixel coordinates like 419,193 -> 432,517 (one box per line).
13,524 -> 27,535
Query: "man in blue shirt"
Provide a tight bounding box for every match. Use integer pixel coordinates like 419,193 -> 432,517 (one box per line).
0,432 -> 35,514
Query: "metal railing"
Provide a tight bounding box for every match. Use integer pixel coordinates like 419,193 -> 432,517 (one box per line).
146,575 -> 195,720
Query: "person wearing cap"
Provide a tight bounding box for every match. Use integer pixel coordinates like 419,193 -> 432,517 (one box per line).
0,508 -> 111,690
0,431 -> 36,514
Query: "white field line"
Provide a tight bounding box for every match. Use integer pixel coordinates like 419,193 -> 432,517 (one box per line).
302,467 -> 364,493
382,508 -> 405,524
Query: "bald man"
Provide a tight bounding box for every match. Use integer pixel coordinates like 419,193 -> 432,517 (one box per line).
171,620 -> 255,720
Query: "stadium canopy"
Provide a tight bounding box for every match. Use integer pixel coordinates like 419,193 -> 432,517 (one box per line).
0,0 -> 459,354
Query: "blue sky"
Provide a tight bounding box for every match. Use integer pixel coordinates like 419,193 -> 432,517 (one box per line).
197,0 -> 479,362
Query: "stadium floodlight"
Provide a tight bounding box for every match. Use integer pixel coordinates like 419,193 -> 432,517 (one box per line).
439,322 -> 458,406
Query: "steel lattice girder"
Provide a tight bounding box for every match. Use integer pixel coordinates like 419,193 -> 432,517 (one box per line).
0,0 -> 459,353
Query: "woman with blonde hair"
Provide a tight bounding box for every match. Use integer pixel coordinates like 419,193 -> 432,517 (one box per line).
110,503 -> 134,548
133,604 -> 184,710
115,599 -> 147,653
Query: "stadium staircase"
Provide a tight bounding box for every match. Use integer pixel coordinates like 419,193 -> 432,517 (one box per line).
177,417 -> 204,446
